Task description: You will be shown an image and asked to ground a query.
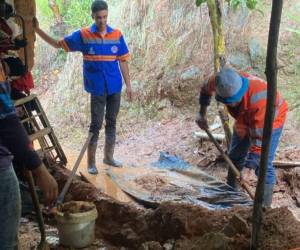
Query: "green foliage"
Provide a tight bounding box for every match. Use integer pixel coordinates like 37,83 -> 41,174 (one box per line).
36,0 -> 52,17
196,0 -> 206,7
231,0 -> 257,10
286,13 -> 300,37
36,0 -> 53,26
61,0 -> 93,28
195,0 -> 260,10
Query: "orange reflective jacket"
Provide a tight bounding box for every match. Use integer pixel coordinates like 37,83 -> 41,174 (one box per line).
200,72 -> 288,154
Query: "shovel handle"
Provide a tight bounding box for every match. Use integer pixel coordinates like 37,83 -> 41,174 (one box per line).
204,128 -> 255,199
56,132 -> 93,205
25,171 -> 46,243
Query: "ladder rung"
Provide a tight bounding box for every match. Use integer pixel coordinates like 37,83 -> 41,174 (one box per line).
14,94 -> 37,106
20,113 -> 43,123
29,127 -> 52,141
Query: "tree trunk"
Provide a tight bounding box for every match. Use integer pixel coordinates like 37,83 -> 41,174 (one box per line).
14,0 -> 36,71
251,1 -> 283,249
207,0 -> 232,148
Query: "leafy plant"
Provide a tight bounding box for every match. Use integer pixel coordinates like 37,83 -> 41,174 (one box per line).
195,0 -> 259,10
286,13 -> 300,36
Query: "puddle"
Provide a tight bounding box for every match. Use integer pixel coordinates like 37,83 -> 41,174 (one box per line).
64,149 -> 132,203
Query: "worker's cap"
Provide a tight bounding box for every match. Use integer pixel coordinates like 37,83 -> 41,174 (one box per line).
215,67 -> 249,104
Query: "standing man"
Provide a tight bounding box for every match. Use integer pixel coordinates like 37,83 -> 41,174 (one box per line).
196,67 -> 288,207
34,0 -> 132,174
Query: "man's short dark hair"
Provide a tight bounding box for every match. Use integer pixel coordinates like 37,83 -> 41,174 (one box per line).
91,0 -> 108,13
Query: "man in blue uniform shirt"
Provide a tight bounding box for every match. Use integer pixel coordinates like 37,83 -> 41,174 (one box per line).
34,0 -> 132,174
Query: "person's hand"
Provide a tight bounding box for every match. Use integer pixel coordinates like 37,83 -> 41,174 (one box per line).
126,84 -> 133,102
32,17 -> 40,31
196,113 -> 208,130
33,164 -> 58,205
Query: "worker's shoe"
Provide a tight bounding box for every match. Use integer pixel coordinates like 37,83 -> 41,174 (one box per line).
226,168 -> 238,190
87,144 -> 98,175
103,143 -> 122,167
262,184 -> 274,208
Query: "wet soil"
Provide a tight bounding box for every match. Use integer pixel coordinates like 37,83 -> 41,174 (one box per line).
19,114 -> 300,249
58,201 -> 95,214
46,165 -> 300,249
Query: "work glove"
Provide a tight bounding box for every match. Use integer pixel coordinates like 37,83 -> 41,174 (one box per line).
14,38 -> 27,48
196,113 -> 208,130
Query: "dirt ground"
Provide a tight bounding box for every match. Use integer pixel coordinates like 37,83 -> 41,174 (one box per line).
18,111 -> 300,249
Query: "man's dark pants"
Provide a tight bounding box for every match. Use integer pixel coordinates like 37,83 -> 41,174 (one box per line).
89,92 -> 121,146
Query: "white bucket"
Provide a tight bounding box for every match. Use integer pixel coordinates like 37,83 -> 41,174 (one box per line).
56,201 -> 98,248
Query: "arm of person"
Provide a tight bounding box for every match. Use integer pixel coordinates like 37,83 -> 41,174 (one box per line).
33,18 -> 60,48
31,164 -> 58,204
0,115 -> 58,204
244,108 -> 265,170
196,75 -> 216,129
119,60 -> 132,102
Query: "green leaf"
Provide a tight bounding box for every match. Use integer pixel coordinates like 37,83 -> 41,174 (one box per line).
196,0 -> 206,7
246,0 -> 257,10
286,28 -> 300,35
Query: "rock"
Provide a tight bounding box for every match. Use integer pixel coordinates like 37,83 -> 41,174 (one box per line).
248,38 -> 264,61
228,53 -> 251,69
140,241 -> 163,250
222,214 -> 249,237
180,66 -> 201,81
156,70 -> 165,80
158,98 -> 172,110
163,239 -> 175,250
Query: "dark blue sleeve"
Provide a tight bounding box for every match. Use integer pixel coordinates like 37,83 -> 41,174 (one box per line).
117,34 -> 129,60
59,30 -> 83,52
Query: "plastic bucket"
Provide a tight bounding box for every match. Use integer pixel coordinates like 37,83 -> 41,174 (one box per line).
56,201 -> 98,248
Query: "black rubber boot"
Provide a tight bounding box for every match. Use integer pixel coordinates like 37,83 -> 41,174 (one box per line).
87,144 -> 98,175
103,143 -> 122,167
262,184 -> 274,208
227,168 -> 238,190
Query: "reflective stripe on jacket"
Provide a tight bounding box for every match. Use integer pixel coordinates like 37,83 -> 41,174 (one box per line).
200,71 -> 288,154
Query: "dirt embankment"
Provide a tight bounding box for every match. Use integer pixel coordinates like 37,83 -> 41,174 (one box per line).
52,165 -> 300,250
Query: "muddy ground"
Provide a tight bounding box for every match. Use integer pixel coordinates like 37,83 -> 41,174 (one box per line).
18,114 -> 300,249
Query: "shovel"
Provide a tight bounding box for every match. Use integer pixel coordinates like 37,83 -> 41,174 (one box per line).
56,132 -> 93,206
203,127 -> 255,199
26,171 -> 50,250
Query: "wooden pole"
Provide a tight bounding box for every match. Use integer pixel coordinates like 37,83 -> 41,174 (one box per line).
204,128 -> 255,199
251,1 -> 283,249
206,0 -> 232,148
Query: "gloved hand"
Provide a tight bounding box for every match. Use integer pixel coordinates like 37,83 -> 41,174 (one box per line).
245,152 -> 260,170
196,113 -> 208,130
14,38 -> 27,48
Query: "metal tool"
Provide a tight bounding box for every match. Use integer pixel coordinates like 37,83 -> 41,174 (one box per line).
56,133 -> 93,206
203,127 -> 255,199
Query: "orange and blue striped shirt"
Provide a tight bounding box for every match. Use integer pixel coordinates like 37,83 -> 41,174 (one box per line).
59,24 -> 130,95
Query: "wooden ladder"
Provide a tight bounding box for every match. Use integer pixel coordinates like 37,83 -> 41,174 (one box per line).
14,94 -> 67,167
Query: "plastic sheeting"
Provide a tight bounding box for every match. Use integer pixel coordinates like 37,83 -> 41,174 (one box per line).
108,152 -> 252,209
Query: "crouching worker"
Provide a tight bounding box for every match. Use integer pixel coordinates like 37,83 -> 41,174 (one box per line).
196,67 -> 288,207
0,61 -> 58,249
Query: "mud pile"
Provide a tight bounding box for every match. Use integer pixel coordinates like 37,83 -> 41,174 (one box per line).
276,148 -> 300,207
52,165 -> 300,249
